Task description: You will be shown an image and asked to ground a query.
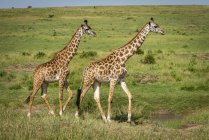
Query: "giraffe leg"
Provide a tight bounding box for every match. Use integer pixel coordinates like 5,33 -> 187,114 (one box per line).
58,79 -> 65,116
120,81 -> 132,122
107,80 -> 116,123
63,80 -> 73,111
75,83 -> 92,118
40,82 -> 54,116
27,78 -> 43,118
93,81 -> 107,122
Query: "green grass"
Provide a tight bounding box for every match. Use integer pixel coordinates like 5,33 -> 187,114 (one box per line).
0,5 -> 209,139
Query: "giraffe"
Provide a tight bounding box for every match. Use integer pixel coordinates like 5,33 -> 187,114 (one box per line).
75,18 -> 164,123
25,20 -> 96,117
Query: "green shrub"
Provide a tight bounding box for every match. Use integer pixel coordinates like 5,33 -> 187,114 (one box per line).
141,54 -> 156,64
196,84 -> 209,91
181,86 -> 195,91
188,58 -> 197,72
182,44 -> 189,48
34,52 -> 46,59
157,49 -> 163,54
48,14 -> 54,18
22,52 -> 31,56
135,49 -> 144,55
52,30 -> 57,36
79,51 -> 97,58
0,71 -> 7,77
170,70 -> 182,81
9,84 -> 22,90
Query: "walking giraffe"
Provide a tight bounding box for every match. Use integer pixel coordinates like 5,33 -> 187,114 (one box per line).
76,18 -> 164,123
25,20 -> 96,117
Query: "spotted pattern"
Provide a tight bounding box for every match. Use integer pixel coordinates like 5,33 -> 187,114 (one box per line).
26,21 -> 96,117
77,19 -> 165,123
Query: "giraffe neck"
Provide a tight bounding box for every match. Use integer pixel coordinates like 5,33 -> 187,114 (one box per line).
54,27 -> 83,64
117,23 -> 150,64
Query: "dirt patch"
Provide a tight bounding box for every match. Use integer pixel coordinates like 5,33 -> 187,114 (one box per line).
5,63 -> 36,72
179,123 -> 203,131
197,53 -> 209,61
179,123 -> 203,137
22,104 -> 45,113
151,110 -> 183,121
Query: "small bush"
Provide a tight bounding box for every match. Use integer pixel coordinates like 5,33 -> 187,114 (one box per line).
0,71 -> 7,77
170,70 -> 182,81
48,14 -> 54,18
52,30 -> 57,36
34,52 -> 46,59
182,32 -> 186,35
157,49 -> 163,54
188,58 -> 197,72
181,86 -> 195,91
9,84 -> 22,90
22,52 -> 31,56
141,54 -> 156,64
80,51 -> 97,58
136,49 -> 144,55
196,84 -> 209,91
126,17 -> 135,21
135,29 -> 139,32
182,44 -> 189,48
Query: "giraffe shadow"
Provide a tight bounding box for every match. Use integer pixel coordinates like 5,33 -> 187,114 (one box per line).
112,113 -> 142,125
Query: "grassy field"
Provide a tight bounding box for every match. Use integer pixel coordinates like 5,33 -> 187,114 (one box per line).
0,5 -> 209,139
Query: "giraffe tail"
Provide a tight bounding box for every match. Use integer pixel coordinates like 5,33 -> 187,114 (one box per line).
76,88 -> 82,107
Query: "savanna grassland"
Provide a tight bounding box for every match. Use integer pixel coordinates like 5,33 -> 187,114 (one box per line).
0,5 -> 209,140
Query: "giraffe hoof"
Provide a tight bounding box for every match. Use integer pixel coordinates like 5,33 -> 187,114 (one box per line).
59,111 -> 63,116
102,116 -> 108,123
27,112 -> 31,118
107,119 -> 111,123
75,111 -> 79,118
49,111 -> 55,116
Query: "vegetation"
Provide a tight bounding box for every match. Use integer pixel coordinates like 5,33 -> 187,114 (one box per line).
0,5 -> 209,139
79,51 -> 97,58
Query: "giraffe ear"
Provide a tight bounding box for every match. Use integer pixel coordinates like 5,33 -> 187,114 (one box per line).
84,20 -> 88,25
150,17 -> 154,22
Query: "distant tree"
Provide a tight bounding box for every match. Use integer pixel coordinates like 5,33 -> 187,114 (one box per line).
27,6 -> 32,8
11,7 -> 15,9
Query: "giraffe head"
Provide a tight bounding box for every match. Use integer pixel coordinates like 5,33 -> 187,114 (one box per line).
148,18 -> 165,35
81,20 -> 96,36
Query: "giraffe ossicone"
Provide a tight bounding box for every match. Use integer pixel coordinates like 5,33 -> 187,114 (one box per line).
76,18 -> 165,123
25,20 -> 96,117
